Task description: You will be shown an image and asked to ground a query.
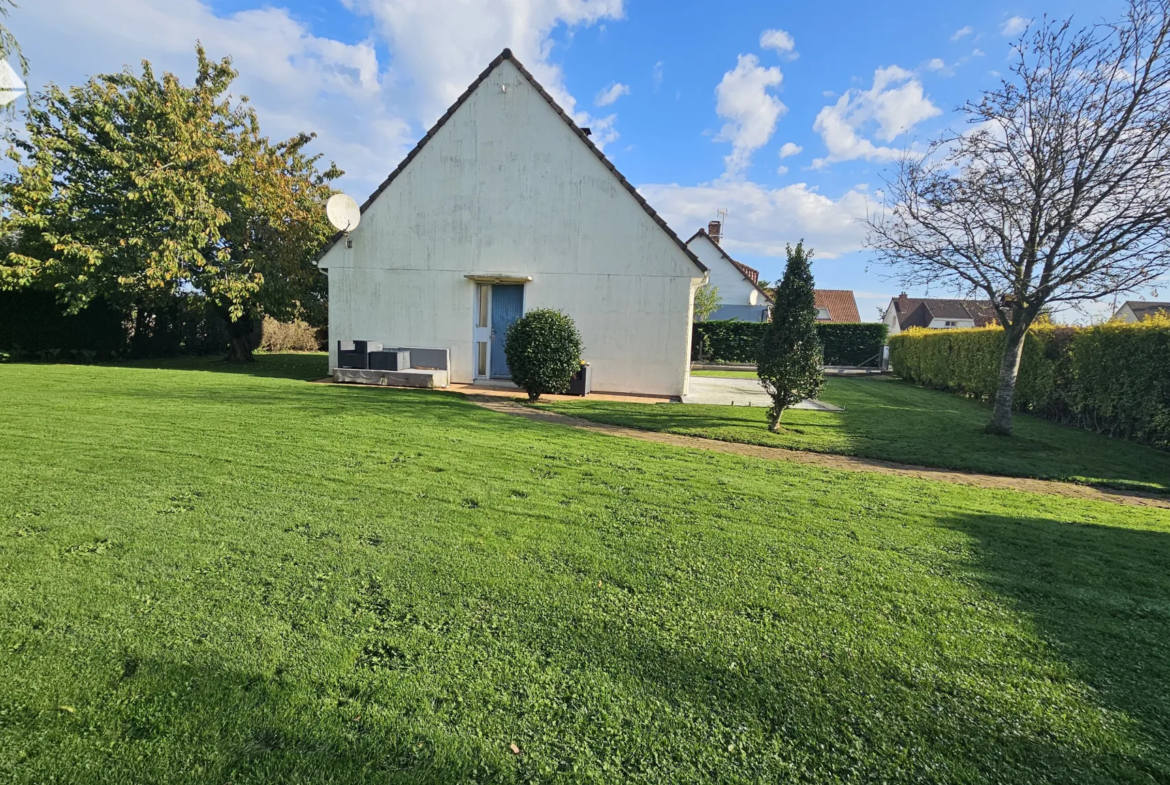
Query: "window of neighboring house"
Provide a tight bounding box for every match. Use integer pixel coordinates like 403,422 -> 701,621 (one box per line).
944,320 -> 957,327
816,307 -> 831,320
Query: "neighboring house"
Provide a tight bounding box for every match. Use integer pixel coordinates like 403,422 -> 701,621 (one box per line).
883,293 -> 998,335
685,223 -> 772,322
317,49 -> 708,397
814,290 -> 861,323
1114,301 -> 1170,323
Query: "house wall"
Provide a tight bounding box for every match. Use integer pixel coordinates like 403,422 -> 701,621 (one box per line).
882,303 -> 902,335
1116,304 -> 1138,323
687,236 -> 762,303
318,59 -> 704,397
687,235 -> 769,322
927,318 -> 975,329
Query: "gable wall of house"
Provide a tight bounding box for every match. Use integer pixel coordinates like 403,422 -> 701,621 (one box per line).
319,59 -> 705,396
883,302 -> 903,335
687,235 -> 760,306
686,234 -> 770,322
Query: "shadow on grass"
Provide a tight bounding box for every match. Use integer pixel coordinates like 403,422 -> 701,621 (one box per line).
22,656 -> 515,784
14,515 -> 1170,782
948,513 -> 1170,776
109,353 -> 329,381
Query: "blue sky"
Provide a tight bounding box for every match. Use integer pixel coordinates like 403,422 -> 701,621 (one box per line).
9,0 -> 1150,320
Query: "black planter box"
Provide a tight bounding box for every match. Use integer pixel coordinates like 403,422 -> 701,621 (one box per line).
368,349 -> 411,372
337,340 -> 384,369
567,363 -> 592,396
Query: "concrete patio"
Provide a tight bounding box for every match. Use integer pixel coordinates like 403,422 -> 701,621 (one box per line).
682,375 -> 843,410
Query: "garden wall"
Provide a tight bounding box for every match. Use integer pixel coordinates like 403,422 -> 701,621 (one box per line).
693,321 -> 888,366
888,320 -> 1170,449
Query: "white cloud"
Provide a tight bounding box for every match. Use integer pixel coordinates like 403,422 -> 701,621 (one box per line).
760,28 -> 798,59
352,0 -> 624,148
1000,16 -> 1030,37
779,142 -> 802,158
12,0 -> 410,193
652,60 -> 664,89
972,48 -> 986,57
926,58 -> 947,71
594,81 -> 630,106
639,179 -> 874,259
714,54 -> 786,176
12,0 -> 627,194
776,165 -> 789,175
812,65 -> 941,167
951,25 -> 974,41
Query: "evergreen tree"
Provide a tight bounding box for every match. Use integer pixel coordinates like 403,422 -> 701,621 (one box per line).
757,241 -> 823,431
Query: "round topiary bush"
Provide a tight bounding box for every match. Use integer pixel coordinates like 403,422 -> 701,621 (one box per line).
503,308 -> 583,401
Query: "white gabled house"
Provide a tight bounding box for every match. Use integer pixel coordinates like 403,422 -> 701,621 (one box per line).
685,224 -> 772,322
1113,301 -> 1170,323
317,49 -> 708,398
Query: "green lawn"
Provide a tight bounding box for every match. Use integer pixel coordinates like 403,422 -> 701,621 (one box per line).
540,376 -> 1170,493
2,357 -> 1170,783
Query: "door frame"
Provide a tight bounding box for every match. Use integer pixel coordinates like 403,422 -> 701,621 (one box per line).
472,283 -> 525,380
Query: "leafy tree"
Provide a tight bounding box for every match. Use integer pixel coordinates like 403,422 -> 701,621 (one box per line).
503,309 -> 583,402
0,45 -> 339,361
757,242 -> 823,431
0,0 -> 27,78
868,0 -> 1170,435
693,284 -> 723,322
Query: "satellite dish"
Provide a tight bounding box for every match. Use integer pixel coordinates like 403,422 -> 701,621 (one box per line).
326,193 -> 361,233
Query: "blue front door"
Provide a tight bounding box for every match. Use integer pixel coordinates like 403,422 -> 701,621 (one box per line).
490,284 -> 524,379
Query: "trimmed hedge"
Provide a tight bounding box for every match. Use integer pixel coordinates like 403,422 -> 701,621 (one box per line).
889,320 -> 1170,449
0,290 -> 125,359
0,290 -> 254,361
504,309 -> 583,401
693,320 -> 888,366
818,323 -> 890,366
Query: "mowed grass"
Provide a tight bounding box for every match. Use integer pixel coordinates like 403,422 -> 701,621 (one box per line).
540,375 -> 1170,493
2,357 -> 1170,783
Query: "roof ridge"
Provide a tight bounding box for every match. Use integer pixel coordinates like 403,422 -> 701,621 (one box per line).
318,48 -> 707,274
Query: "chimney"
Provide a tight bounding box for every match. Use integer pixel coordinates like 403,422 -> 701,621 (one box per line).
708,220 -> 722,245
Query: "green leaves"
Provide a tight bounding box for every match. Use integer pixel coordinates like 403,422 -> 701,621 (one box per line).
693,284 -> 723,322
1,45 -> 339,358
757,242 -> 824,427
503,309 -> 584,402
889,319 -> 1170,449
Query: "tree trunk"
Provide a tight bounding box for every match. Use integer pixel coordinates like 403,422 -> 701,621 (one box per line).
768,406 -> 784,432
220,308 -> 256,363
986,323 -> 1028,436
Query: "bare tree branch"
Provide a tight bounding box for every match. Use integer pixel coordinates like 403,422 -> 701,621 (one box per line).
868,0 -> 1170,434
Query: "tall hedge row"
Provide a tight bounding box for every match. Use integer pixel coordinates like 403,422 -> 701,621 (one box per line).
889,320 -> 1170,449
693,320 -> 888,366
0,290 -> 254,361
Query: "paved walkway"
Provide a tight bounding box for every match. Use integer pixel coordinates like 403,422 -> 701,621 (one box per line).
683,376 -> 842,411
465,396 -> 1170,509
